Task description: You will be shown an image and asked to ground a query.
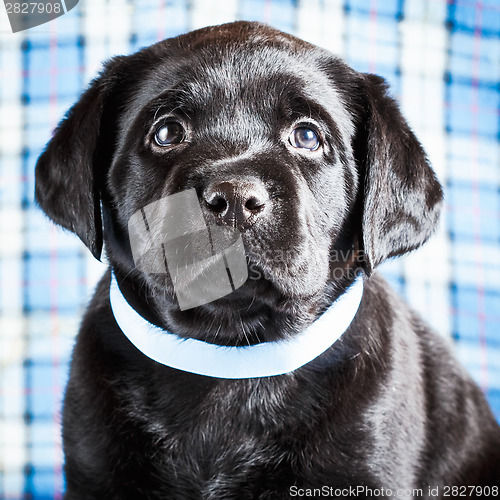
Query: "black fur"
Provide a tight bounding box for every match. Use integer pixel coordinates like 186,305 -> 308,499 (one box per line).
35,22 -> 500,499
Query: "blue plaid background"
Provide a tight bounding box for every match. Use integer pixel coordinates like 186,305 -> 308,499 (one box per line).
0,0 -> 499,497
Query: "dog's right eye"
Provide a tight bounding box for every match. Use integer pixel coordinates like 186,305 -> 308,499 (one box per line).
154,122 -> 185,147
288,126 -> 321,151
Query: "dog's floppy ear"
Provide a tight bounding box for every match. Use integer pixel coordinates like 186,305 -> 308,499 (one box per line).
357,74 -> 443,272
35,58 -> 123,260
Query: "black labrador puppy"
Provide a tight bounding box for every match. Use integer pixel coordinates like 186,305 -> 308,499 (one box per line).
35,21 -> 500,499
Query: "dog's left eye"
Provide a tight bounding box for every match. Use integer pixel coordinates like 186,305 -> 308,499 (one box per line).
289,127 -> 321,151
154,122 -> 185,147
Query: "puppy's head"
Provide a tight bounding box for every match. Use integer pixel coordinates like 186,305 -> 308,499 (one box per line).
35,22 -> 442,340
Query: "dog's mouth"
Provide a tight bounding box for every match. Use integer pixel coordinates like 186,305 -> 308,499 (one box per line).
126,190 -> 332,312
142,246 -> 329,318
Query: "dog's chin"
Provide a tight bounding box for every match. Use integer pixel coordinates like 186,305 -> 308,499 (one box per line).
144,271 -> 325,345
145,258 -> 328,315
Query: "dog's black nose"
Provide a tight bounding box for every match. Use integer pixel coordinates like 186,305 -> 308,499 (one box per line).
203,179 -> 269,229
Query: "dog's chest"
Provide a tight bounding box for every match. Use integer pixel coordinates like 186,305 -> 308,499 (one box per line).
117,375 -> 375,498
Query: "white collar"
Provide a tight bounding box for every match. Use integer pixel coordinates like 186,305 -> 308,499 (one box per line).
109,272 -> 364,379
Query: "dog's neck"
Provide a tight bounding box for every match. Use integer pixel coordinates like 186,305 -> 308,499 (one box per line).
109,271 -> 364,379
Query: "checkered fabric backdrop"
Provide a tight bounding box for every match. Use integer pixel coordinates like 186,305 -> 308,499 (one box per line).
0,0 -> 499,497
